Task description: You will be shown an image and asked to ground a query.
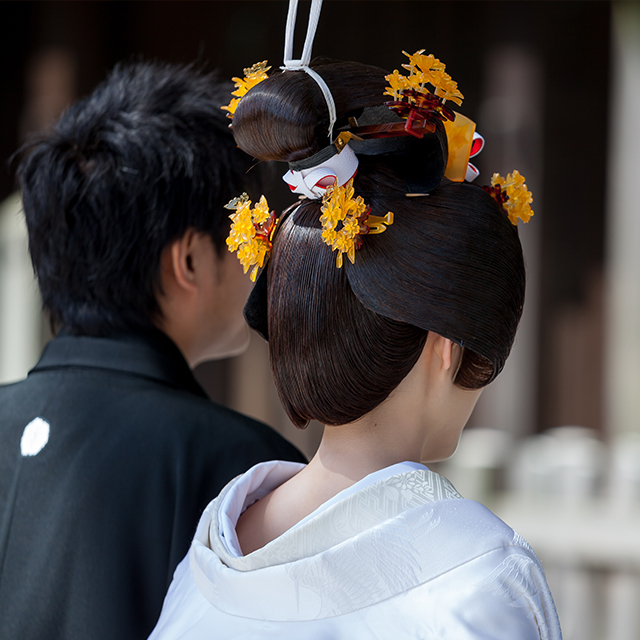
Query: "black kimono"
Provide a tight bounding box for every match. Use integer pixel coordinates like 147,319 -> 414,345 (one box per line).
0,330 -> 305,640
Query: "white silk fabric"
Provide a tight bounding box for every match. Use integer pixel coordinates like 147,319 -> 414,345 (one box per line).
149,461 -> 562,640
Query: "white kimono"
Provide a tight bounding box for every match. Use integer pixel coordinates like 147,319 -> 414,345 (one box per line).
149,461 -> 562,639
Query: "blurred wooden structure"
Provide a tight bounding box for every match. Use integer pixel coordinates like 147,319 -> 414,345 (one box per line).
0,2 -> 615,452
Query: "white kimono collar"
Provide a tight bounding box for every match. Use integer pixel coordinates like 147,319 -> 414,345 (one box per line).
189,465 -> 531,621
205,461 -> 463,573
217,460 -> 428,560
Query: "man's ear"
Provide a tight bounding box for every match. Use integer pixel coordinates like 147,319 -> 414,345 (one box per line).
168,228 -> 200,294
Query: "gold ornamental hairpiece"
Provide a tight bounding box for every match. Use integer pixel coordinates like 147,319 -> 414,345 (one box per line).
482,170 -> 534,226
320,179 -> 393,268
221,60 -> 271,120
225,193 -> 278,281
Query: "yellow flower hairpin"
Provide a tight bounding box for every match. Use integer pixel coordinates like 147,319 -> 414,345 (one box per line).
483,170 -> 534,226
320,179 -> 394,268
221,60 -> 271,119
226,193 -> 277,281
384,50 -> 464,107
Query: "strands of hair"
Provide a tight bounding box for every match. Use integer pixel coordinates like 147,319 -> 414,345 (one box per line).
268,205 -> 428,428
236,58 -> 526,427
233,59 -> 388,162
17,61 -> 262,336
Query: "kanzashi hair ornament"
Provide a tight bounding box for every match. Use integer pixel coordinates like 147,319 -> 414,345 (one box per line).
383,51 -> 463,138
373,49 -> 483,184
482,170 -> 534,226
221,61 -> 271,120
320,178 -> 393,268
225,193 -> 278,281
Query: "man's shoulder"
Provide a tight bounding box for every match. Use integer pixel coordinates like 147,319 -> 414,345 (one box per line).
0,367 -> 305,463
0,366 -> 252,430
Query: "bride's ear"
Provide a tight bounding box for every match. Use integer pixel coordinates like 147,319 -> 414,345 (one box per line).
430,333 -> 454,371
428,333 -> 463,381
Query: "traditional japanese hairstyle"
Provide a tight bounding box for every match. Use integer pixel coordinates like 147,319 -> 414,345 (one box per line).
226,0 -> 530,428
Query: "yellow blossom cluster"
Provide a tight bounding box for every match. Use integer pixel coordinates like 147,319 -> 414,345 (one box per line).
491,170 -> 534,225
226,193 -> 275,281
320,179 -> 369,268
221,60 -> 271,119
384,50 -> 464,107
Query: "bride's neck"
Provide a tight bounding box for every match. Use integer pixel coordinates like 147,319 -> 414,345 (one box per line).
235,364 -> 433,555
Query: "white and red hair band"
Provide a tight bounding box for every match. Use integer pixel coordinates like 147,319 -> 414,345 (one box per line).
282,144 -> 358,199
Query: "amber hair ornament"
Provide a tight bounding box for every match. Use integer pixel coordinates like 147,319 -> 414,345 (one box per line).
340,50 -> 482,184
382,51 -> 462,136
225,193 -> 278,281
320,179 -> 393,268
221,60 -> 271,120
482,170 -> 534,225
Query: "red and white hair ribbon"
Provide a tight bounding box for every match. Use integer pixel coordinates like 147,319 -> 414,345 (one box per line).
465,132 -> 485,182
283,144 -> 359,199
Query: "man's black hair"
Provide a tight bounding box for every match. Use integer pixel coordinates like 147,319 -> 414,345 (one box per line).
17,61 -> 261,336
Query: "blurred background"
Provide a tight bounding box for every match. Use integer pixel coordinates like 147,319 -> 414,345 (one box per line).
0,1 -> 638,638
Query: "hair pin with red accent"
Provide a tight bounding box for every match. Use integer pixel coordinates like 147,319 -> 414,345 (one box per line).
382,51 -> 463,139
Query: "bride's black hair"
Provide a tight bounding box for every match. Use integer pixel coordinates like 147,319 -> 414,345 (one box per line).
233,59 -> 525,428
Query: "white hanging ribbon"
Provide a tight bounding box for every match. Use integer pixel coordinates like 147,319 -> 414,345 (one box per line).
283,144 -> 359,199
281,0 -> 336,141
283,0 -> 323,67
